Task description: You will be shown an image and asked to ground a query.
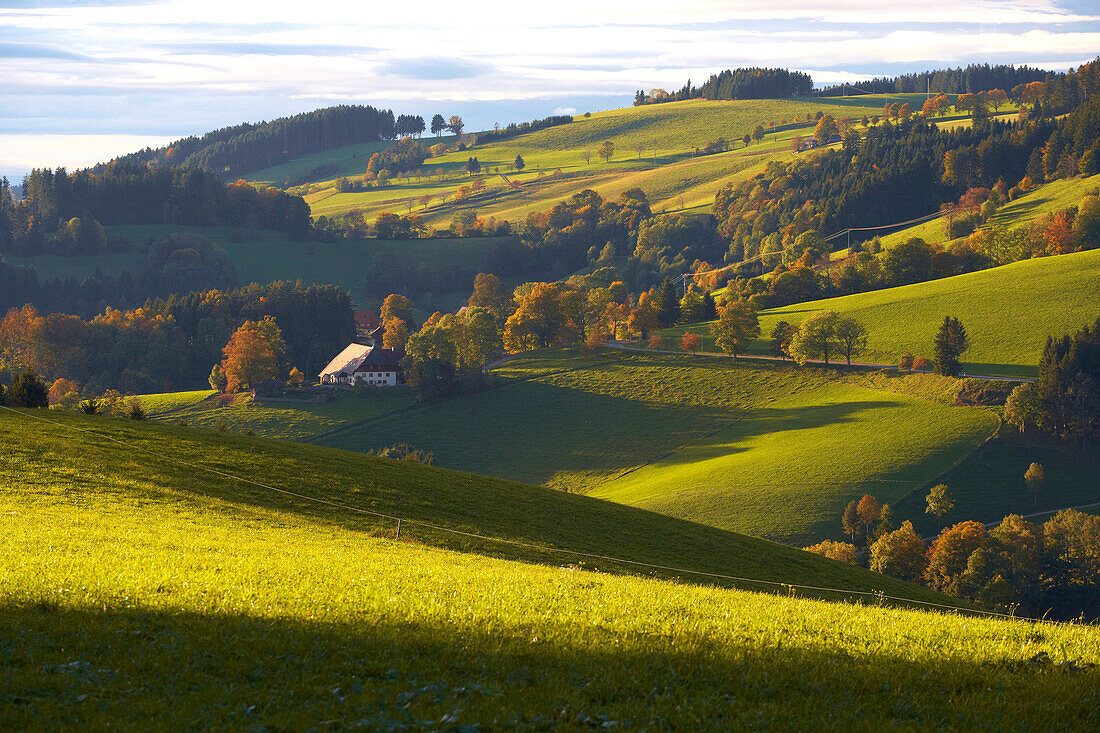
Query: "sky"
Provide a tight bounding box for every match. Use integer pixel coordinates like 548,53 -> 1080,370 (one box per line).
1,0 -> 1098,180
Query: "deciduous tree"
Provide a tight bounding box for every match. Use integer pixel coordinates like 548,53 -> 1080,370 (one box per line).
597,141 -> 615,163
220,317 -> 286,393
789,310 -> 839,366
1024,462 -> 1044,504
681,331 -> 701,355
869,521 -> 928,581
926,483 -> 954,526
710,301 -> 760,360
833,316 -> 868,366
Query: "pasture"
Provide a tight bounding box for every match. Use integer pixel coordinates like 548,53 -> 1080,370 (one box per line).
2,406 -> 1098,729
669,249 -> 1100,377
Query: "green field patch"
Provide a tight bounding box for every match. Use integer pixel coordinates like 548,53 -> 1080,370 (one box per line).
668,249 -> 1100,376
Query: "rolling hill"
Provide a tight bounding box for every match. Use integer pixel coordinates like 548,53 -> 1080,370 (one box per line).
143,350 -> 998,546
670,249 -> 1100,377
245,95 -> 904,226
3,406 -> 1099,729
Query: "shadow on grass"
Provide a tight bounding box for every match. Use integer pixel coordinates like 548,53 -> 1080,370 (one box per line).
2,602 -> 1095,730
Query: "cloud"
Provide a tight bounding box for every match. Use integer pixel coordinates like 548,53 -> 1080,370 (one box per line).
376,56 -> 494,80
552,106 -> 578,115
158,41 -> 379,56
0,41 -> 95,60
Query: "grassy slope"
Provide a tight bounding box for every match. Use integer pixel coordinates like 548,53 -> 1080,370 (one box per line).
895,430 -> 1100,535
249,96 -> 893,228
879,173 -> 1100,249
300,351 -> 996,546
670,249 -> 1100,377
4,409 -> 1098,728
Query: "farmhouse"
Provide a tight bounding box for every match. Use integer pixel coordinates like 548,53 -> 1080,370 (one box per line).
318,343 -> 405,387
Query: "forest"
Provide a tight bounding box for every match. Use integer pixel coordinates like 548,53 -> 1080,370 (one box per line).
102,105 -> 398,179
634,67 -> 813,105
817,63 -> 1052,96
0,165 -> 310,256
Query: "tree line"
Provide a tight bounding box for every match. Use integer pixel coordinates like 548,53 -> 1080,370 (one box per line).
816,63 -> 1053,97
104,105 -> 398,180
0,280 -> 353,395
634,68 -> 812,105
0,165 -> 310,256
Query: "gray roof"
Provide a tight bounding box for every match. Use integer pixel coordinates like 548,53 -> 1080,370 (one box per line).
318,342 -> 404,377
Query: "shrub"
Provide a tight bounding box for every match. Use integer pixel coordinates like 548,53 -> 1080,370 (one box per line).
6,370 -> 49,408
803,540 -> 859,565
125,397 -> 145,420
78,398 -> 101,415
912,356 -> 933,371
954,379 -> 1015,406
372,443 -> 435,465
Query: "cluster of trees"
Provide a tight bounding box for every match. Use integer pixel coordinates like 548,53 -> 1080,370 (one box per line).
767,310 -> 869,366
1005,317 -> 1099,446
634,68 -> 812,105
0,281 -> 353,395
367,138 -> 429,176
816,63 -> 1051,97
0,166 -> 310,256
104,105 -> 398,179
810,490 -> 1100,618
476,115 -> 573,144
395,114 -> 426,137
430,114 -> 465,137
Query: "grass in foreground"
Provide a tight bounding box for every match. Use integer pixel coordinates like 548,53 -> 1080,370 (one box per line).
1,407 -> 1098,729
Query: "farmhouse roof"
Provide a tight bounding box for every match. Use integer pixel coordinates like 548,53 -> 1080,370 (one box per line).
318,343 -> 372,377
318,343 -> 404,377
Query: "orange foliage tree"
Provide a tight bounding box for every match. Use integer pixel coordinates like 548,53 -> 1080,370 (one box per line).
220,317 -> 286,393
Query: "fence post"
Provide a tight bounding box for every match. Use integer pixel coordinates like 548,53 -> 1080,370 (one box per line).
396,518 -> 402,540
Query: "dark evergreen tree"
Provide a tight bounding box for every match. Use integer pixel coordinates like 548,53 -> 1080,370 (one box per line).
7,370 -> 49,408
933,316 -> 970,376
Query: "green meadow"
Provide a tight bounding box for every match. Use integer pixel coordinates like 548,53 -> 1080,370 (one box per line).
670,249 -> 1100,377
878,173 -> 1100,249
245,95 -> 897,227
3,406 -> 1099,729
148,350 -> 997,546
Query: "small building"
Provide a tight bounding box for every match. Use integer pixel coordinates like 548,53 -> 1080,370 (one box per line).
318,343 -> 405,387
354,311 -> 380,338
797,138 -> 821,152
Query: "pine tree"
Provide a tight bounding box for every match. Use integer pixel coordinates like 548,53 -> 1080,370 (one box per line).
933,316 -> 969,376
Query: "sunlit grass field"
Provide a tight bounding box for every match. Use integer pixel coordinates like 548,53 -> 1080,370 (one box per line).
299,351 -> 996,546
669,249 -> 1100,377
2,406 -> 1098,729
878,173 -> 1100,249
240,95 -> 896,227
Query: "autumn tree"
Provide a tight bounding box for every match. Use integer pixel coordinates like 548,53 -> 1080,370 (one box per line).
380,293 -> 415,329
770,321 -> 796,359
447,115 -> 464,135
789,309 -> 839,366
287,366 -> 305,389
833,316 -> 868,366
468,273 -> 508,318
925,521 -> 990,595
898,350 -> 914,373
710,300 -> 760,360
933,315 -> 969,376
47,377 -> 79,407
597,140 -> 615,163
842,500 -> 860,541
679,290 -> 704,324
681,331 -> 701,355
383,319 -> 410,350
925,483 -> 954,526
856,494 -> 882,544
220,317 -> 286,393
813,114 -> 838,144
1024,462 -> 1044,504
869,521 -> 928,581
